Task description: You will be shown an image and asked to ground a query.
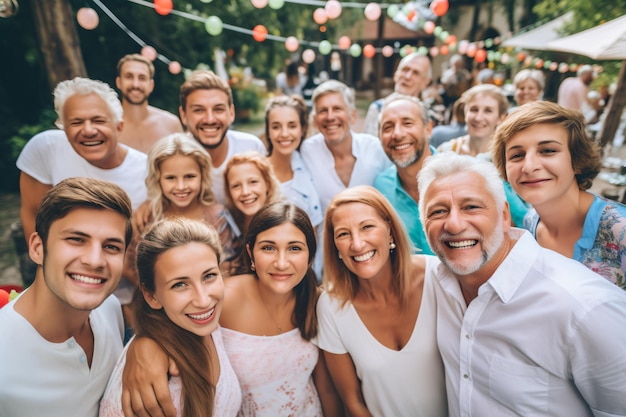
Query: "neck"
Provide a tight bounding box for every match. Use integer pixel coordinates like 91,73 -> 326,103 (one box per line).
269,152 -> 294,182
533,189 -> 592,233
326,134 -> 353,157
208,136 -> 229,168
165,200 -> 204,220
92,145 -> 127,170
396,148 -> 431,201
468,135 -> 491,155
122,100 -> 150,120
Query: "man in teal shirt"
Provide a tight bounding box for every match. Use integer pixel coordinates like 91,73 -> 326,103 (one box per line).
374,93 -> 435,254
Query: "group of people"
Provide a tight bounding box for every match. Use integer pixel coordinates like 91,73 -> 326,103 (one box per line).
1,50 -> 626,417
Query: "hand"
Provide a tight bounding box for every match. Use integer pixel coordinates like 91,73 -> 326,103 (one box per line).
121,337 -> 178,417
132,201 -> 152,234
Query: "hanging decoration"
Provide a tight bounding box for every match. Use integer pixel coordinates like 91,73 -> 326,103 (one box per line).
252,24 -> 268,42
325,0 -> 342,19
338,35 -> 351,50
302,49 -> 316,63
205,15 -> 223,35
362,44 -> 376,58
250,0 -> 268,8
168,61 -> 182,74
268,0 -> 284,10
285,36 -> 299,52
154,0 -> 173,16
141,45 -> 158,61
318,40 -> 332,55
363,3 -> 381,21
313,8 -> 328,25
77,7 -> 99,30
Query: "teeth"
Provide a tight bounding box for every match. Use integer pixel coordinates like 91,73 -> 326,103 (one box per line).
188,309 -> 214,320
393,143 -> 411,150
200,126 -> 218,133
71,274 -> 103,284
353,250 -> 375,262
447,240 -> 477,248
82,141 -> 102,146
241,198 -> 257,205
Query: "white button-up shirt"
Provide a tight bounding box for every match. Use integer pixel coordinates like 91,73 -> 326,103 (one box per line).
432,228 -> 626,417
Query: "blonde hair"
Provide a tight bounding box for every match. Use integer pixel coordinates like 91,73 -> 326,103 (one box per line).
180,70 -> 233,109
323,186 -> 413,308
461,84 -> 509,117
146,133 -> 216,222
223,152 -> 283,231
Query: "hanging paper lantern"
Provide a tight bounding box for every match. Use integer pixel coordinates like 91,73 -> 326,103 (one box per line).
325,0 -> 342,19
423,20 -> 435,34
318,40 -> 332,55
205,16 -> 223,36
431,0 -> 449,17
285,36 -> 299,52
399,44 -> 413,57
516,51 -> 526,62
487,50 -> 495,62
466,43 -> 477,58
440,45 -> 449,55
417,46 -> 428,55
252,25 -> 268,42
364,3 -> 381,21
474,49 -> 487,63
141,46 -> 158,61
168,61 -> 182,75
77,7 -> 99,30
407,10 -> 417,22
154,0 -> 173,15
549,62 -> 558,71
251,0 -> 268,7
382,45 -> 394,57
543,59 -> 552,68
559,63 -> 569,73
302,49 -> 316,64
387,4 -> 399,18
313,8 -> 328,25
501,53 -> 510,64
349,44 -> 362,58
363,44 -> 376,58
439,31 -> 449,42
338,35 -> 351,50
445,34 -> 456,45
534,58 -> 544,69
429,46 -> 439,57
458,40 -> 469,55
268,0 -> 284,9
569,63 -> 578,72
484,38 -> 494,48
524,56 -> 533,67
433,26 -> 443,37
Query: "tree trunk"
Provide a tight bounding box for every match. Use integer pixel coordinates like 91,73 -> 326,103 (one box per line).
29,0 -> 86,90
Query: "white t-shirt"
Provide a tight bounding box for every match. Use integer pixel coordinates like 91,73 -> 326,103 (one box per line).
316,257 -> 448,417
279,151 -> 323,227
434,228 -> 626,417
300,131 -> 392,214
211,130 -> 267,204
16,129 -> 147,209
0,294 -> 124,417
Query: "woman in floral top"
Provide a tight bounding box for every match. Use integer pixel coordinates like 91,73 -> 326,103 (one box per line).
492,100 -> 626,289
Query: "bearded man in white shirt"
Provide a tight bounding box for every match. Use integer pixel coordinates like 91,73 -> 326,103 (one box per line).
418,153 -> 626,417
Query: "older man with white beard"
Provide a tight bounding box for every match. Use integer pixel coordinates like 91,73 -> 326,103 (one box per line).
373,93 -> 435,255
418,153 -> 626,417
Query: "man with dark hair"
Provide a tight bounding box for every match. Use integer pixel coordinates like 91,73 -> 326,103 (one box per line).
0,177 -> 132,417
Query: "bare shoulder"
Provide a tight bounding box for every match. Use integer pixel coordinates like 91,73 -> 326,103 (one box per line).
409,254 -> 427,289
148,106 -> 183,128
223,273 -> 255,300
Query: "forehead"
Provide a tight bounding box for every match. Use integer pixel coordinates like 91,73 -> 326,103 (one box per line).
381,99 -> 424,123
332,201 -> 385,225
120,60 -> 151,76
160,154 -> 201,171
228,162 -> 263,178
399,56 -> 429,73
186,89 -> 230,108
63,93 -> 112,119
507,123 -> 569,146
467,93 -> 499,108
315,92 -> 347,108
425,171 -> 493,204
256,222 -> 306,243
268,106 -> 300,122
49,207 -> 127,237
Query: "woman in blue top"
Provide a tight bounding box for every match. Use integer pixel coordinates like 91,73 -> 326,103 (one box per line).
493,100 -> 626,289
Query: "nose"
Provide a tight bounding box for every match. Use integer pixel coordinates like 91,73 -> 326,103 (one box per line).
349,232 -> 366,252
280,125 -> 290,137
176,177 -> 185,190
80,243 -> 106,269
82,120 -> 97,136
191,283 -> 211,307
443,207 -> 467,235
392,123 -> 404,140
240,183 -> 250,196
521,152 -> 538,173
274,250 -> 289,270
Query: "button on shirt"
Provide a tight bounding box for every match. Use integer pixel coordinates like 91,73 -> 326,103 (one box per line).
432,228 -> 626,417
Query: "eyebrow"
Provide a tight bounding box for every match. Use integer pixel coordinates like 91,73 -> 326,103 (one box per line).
507,139 -> 564,150
63,229 -> 125,245
257,239 -> 306,245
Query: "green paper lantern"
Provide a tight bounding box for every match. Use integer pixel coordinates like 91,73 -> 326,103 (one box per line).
268,0 -> 284,9
349,44 -> 362,57
433,26 -> 442,36
205,16 -> 223,36
387,4 -> 399,18
318,40 -> 332,55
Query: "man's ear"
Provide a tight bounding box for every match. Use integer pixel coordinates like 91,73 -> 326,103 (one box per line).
141,285 -> 163,310
502,201 -> 513,229
28,232 -> 44,266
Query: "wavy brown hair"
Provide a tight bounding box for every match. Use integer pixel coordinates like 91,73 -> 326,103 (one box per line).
135,218 -> 224,417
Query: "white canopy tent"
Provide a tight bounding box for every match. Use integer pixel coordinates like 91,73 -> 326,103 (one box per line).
546,14 -> 626,147
502,12 -> 573,50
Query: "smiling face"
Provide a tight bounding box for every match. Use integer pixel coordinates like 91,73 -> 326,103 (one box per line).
268,106 -> 303,157
144,242 -> 223,337
423,171 -> 510,277
332,202 -> 394,281
116,60 -> 154,105
159,154 -> 202,212
249,222 -> 310,295
514,78 -> 541,106
313,92 -> 356,147
227,162 -> 269,220
465,93 -> 506,142
29,207 -> 127,311
393,55 -> 431,97
504,123 -> 578,208
380,99 -> 431,168
179,89 -> 235,150
62,93 -> 124,169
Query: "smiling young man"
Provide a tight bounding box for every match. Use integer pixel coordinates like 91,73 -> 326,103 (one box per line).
115,54 -> 183,153
0,177 -> 133,417
417,153 -> 626,417
16,77 -> 148,243
374,93 -> 435,255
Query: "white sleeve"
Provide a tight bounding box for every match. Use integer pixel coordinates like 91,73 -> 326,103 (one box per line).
316,292 -> 348,354
16,130 -> 57,185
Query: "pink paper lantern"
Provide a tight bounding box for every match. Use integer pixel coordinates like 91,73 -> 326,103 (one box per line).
364,3 -> 381,21
363,44 -> 376,58
424,20 -> 435,34
251,0 -> 268,8
338,35 -> 351,50
429,46 -> 439,57
77,7 -> 99,30
549,62 -> 558,71
285,36 -> 300,52
458,40 -> 469,55
439,45 -> 449,55
313,8 -> 328,25
141,45 -> 158,61
325,0 -> 342,19
302,49 -> 316,64
168,61 -> 182,75
382,45 -> 394,57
